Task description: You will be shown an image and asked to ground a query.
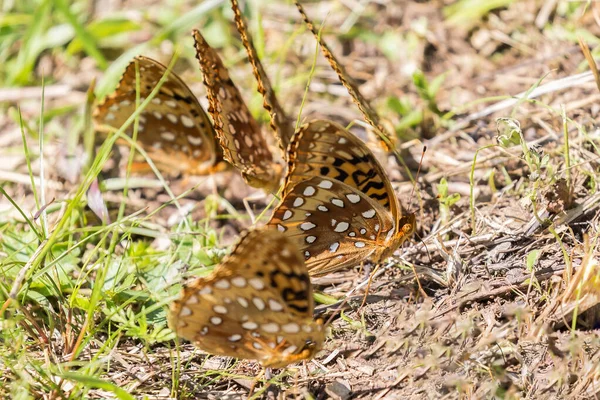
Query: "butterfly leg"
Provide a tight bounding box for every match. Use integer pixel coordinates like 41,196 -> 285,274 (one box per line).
360,262 -> 381,309
247,368 -> 267,399
242,191 -> 267,224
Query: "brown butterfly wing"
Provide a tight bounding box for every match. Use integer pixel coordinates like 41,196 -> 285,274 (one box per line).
192,29 -> 282,192
230,0 -> 295,153
94,56 -> 221,175
269,176 -> 396,276
294,1 -> 395,149
285,119 -> 401,224
169,229 -> 324,368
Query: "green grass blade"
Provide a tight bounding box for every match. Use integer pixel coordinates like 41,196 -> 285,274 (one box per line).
53,0 -> 107,69
58,372 -> 136,400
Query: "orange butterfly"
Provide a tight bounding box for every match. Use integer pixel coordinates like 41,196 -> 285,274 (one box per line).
94,56 -> 227,176
168,228 -> 325,368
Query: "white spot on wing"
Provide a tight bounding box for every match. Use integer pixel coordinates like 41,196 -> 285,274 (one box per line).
293,197 -> 304,207
166,113 -> 178,124
249,278 -> 265,290
362,209 -> 376,219
181,115 -> 195,128
282,323 -> 300,333
346,194 -> 361,204
161,132 -> 175,141
188,135 -> 203,145
300,222 -> 316,231
331,198 -> 344,207
213,305 -> 227,314
237,297 -> 249,308
334,222 -> 349,232
199,286 -> 212,295
318,180 -> 333,189
242,321 -> 258,330
180,307 -> 192,317
214,279 -> 230,289
231,276 -> 247,287
282,210 -> 293,220
261,323 -> 280,333
252,297 -> 266,310
303,186 -> 316,196
268,299 -> 284,311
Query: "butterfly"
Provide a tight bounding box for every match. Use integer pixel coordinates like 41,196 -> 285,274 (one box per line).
192,29 -> 284,193
293,0 -> 396,150
94,56 -> 226,176
268,119 -> 416,276
168,228 -> 325,368
226,2 -> 415,274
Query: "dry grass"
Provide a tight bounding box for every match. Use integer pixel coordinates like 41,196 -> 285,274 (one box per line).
2,0 -> 600,398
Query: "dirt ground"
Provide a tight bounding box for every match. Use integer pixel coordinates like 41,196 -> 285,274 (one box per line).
3,0 -> 600,399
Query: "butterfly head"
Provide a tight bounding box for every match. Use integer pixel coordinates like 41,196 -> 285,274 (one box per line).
398,212 -> 416,239
262,318 -> 326,368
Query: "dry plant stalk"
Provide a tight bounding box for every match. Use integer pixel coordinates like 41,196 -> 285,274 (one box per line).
534,236 -> 600,336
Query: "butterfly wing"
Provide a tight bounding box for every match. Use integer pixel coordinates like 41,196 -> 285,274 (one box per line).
285,119 -> 401,222
94,56 -> 221,175
294,1 -> 395,149
269,175 -> 397,276
169,229 -> 324,368
230,0 -> 295,154
192,29 -> 282,192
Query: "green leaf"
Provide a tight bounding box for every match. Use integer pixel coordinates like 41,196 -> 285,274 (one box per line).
313,292 -> 339,305
396,110 -> 423,131
428,73 -> 447,98
444,0 -> 516,30
387,96 -> 412,116
446,193 -> 461,207
7,0 -> 51,84
67,18 -> 141,54
526,250 -> 540,271
496,118 -> 522,148
437,177 -> 449,198
54,0 -> 107,69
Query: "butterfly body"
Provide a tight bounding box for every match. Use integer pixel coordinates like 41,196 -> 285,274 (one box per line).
269,120 -> 415,276
169,229 -> 325,368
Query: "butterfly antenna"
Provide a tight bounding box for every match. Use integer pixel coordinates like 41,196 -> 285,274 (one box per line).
414,231 -> 433,264
230,0 -> 294,151
294,0 -> 394,150
408,145 -> 426,215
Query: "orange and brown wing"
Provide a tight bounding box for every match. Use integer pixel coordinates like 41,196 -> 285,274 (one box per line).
269,176 -> 396,276
168,229 -> 324,368
294,1 -> 395,150
94,56 -> 222,175
285,119 -> 401,221
192,29 -> 282,192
